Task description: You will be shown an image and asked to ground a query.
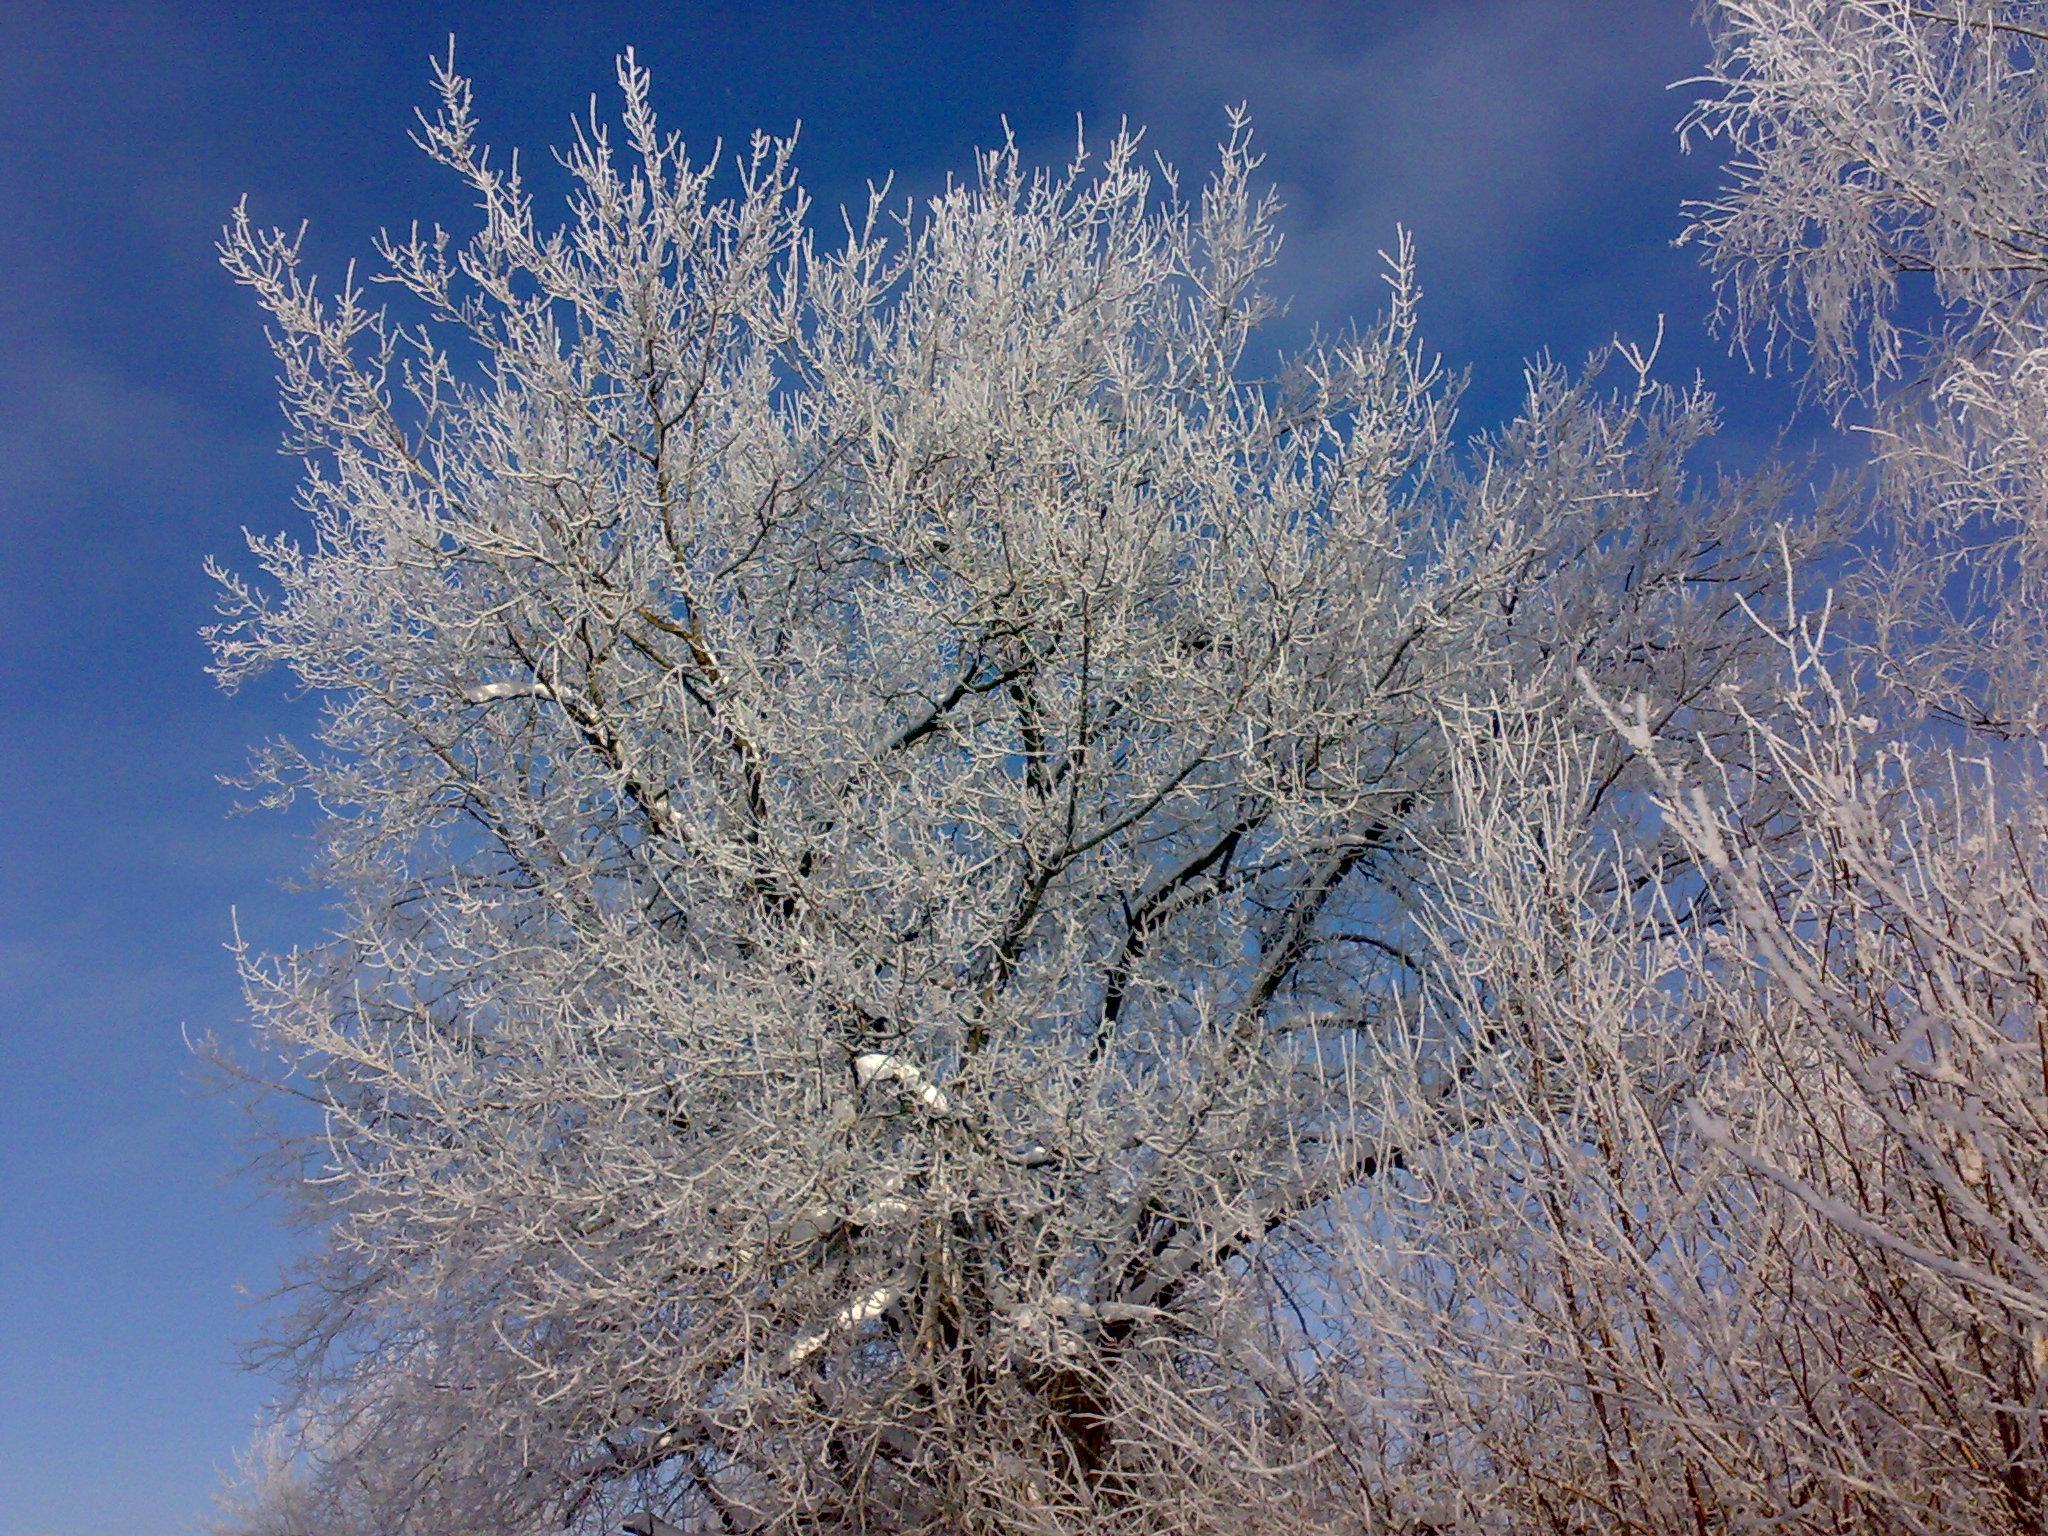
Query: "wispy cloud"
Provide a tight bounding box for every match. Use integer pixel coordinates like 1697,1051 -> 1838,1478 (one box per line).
1079,0 -> 1711,360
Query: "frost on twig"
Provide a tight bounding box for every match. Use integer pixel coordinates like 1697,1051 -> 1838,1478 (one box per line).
785,1283 -> 900,1368
851,1051 -> 952,1116
464,678 -> 554,704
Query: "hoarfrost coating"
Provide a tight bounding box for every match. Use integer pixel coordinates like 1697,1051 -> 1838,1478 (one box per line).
1686,0 -> 2048,735
210,11 -> 2048,1535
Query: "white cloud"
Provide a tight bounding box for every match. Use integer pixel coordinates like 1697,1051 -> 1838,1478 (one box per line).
1078,0 -> 1708,341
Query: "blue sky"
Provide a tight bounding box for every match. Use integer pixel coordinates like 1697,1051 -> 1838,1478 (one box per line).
0,3 -> 1808,1531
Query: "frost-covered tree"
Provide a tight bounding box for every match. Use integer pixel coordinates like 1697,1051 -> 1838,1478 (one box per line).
1317,610 -> 2048,1536
210,49 -> 1810,1536
1278,9 -> 2048,1530
1684,0 -> 2048,738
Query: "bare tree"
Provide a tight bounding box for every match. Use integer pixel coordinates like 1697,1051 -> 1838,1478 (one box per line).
208,49 -> 1810,1536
